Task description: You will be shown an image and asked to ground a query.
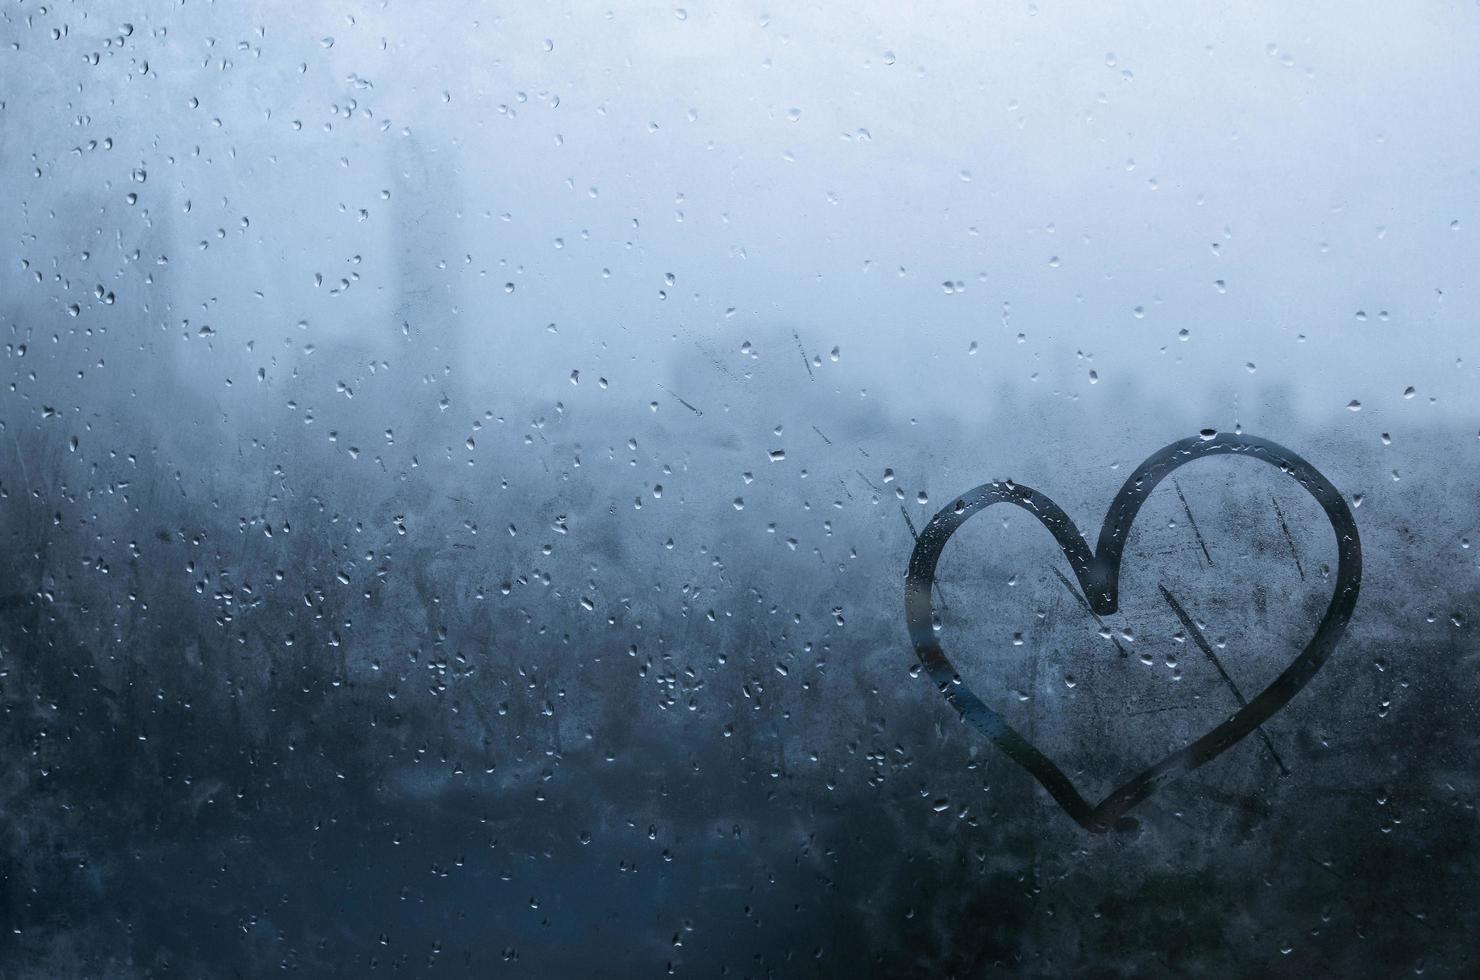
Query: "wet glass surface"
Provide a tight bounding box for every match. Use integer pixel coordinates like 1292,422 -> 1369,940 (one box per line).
1,2 -> 1477,975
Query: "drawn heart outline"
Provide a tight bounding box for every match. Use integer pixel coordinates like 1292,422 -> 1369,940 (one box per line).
903,432 -> 1362,833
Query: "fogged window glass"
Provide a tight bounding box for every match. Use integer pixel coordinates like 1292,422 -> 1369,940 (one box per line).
2,2 -> 1476,975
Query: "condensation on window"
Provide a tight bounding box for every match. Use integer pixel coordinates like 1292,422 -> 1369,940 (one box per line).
0,2 -> 1476,975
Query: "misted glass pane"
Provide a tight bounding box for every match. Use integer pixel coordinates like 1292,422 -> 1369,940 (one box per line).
1,2 -> 1475,975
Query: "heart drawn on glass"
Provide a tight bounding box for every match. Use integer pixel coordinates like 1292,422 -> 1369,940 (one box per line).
903,432 -> 1362,833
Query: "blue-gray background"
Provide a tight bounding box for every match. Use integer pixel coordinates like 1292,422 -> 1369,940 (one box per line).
1,1 -> 1477,976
